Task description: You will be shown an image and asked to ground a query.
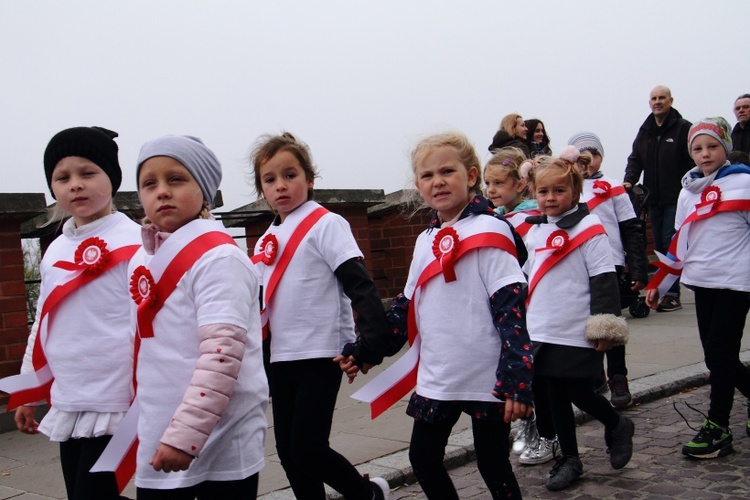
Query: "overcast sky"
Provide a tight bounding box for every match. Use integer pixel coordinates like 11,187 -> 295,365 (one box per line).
1,0 -> 747,213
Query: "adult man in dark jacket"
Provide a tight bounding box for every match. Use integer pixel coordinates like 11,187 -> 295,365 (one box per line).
731,94 -> 750,155
623,86 -> 693,312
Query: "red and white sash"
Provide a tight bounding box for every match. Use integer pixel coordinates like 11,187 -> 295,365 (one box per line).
582,179 -> 627,212
0,238 -> 139,411
351,224 -> 517,419
504,209 -> 541,238
526,218 -> 607,303
646,185 -> 750,297
91,221 -> 236,492
251,206 -> 329,338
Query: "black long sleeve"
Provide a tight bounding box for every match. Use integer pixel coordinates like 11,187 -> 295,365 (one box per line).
334,257 -> 393,366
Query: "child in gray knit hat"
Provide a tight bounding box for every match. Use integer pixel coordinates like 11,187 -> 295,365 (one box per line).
129,135 -> 268,497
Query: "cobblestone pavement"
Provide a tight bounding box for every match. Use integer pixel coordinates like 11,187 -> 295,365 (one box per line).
388,386 -> 750,499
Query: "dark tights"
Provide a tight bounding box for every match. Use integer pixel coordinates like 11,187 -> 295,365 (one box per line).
270,358 -> 372,500
694,286 -> 750,427
540,375 -> 621,457
59,436 -> 123,500
137,473 -> 258,499
409,410 -> 521,499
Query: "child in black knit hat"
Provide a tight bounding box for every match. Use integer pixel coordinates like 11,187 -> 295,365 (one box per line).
0,126 -> 141,498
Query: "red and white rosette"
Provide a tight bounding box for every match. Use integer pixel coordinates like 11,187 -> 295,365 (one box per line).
546,229 -> 569,254
54,237 -> 111,274
432,227 -> 460,282
130,265 -> 156,308
592,180 -> 612,197
258,234 -> 278,265
695,186 -> 721,216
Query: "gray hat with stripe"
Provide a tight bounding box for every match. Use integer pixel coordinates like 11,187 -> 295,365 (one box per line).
137,135 -> 221,207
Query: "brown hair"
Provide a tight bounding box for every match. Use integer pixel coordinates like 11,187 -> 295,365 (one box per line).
410,132 -> 482,196
250,132 -> 318,200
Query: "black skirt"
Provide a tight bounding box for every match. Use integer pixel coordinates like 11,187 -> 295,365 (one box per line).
534,342 -> 603,378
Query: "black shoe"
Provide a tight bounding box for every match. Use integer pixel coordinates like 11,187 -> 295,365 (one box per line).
609,374 -> 633,409
656,296 -> 682,312
608,415 -> 634,469
546,454 -> 583,491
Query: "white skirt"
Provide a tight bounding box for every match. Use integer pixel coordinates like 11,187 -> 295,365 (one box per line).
38,407 -> 126,442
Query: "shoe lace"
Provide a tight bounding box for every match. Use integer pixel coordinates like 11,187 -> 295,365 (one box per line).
673,401 -> 708,433
548,441 -> 563,474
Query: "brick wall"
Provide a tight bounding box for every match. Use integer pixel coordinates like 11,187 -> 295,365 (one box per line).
0,222 -> 30,406
368,205 -> 431,299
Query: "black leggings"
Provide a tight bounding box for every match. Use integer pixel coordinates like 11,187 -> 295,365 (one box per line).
694,286 -> 750,427
136,473 -> 258,499
540,375 -> 621,457
409,409 -> 521,500
59,436 -> 123,500
270,358 -> 372,500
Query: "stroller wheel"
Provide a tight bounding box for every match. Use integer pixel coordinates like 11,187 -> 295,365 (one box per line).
629,298 -> 650,318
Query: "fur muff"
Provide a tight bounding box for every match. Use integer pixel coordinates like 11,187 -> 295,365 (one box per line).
585,314 -> 629,345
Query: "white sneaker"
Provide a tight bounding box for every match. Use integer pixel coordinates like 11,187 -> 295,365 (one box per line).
370,477 -> 390,500
519,436 -> 560,465
512,415 -> 538,454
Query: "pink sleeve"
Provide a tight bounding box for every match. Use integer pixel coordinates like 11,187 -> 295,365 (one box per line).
159,323 -> 246,457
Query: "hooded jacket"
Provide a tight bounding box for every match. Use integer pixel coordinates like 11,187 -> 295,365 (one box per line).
624,108 -> 693,206
488,130 -> 531,158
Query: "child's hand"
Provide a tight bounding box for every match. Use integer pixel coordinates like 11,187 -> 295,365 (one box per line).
592,339 -> 614,352
14,406 -> 39,434
333,355 -> 360,384
150,443 -> 193,473
501,398 -> 533,424
645,289 -> 659,310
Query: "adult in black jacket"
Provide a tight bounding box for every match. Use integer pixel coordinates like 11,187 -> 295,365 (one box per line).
489,113 -> 531,158
623,86 -> 693,312
731,94 -> 750,155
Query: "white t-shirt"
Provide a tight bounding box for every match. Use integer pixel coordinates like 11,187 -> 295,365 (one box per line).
23,212 -> 140,413
581,175 -> 636,267
253,201 -> 363,363
676,171 -> 750,292
404,214 -> 526,402
131,219 -> 268,489
524,213 -> 614,348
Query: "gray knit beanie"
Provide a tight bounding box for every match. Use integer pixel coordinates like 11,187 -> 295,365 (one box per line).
568,131 -> 605,157
137,135 -> 221,207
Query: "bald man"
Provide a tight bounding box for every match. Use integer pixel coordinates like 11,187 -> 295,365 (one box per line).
731,94 -> 750,154
623,86 -> 693,312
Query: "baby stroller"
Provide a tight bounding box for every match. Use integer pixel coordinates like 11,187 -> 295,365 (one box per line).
620,184 -> 650,318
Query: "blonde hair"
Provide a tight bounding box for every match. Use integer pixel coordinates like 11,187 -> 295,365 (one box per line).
42,201 -> 115,228
500,114 -> 523,136
484,147 -> 526,182
534,157 -> 583,203
410,132 -> 482,196
576,150 -> 593,171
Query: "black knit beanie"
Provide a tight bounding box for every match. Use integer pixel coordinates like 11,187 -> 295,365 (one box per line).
43,126 -> 122,198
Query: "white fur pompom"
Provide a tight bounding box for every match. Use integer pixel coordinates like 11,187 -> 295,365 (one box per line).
559,145 -> 580,164
585,314 -> 629,345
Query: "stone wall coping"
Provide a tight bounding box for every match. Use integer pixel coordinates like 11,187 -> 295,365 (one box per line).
222,189 -> 385,228
0,193 -> 47,221
367,189 -> 427,217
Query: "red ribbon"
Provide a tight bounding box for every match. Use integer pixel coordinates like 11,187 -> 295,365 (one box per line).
250,234 -> 278,265
368,231 -> 517,419
134,232 -> 236,340
256,207 -> 329,339
586,182 -> 626,211
431,227 -> 459,282
6,244 -> 140,411
527,225 -> 606,304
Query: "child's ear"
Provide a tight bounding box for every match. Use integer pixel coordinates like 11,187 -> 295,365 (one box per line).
467,166 -> 479,187
516,178 -> 527,193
